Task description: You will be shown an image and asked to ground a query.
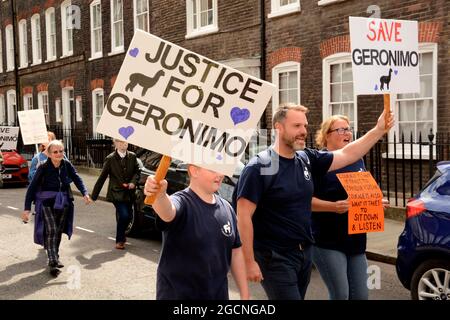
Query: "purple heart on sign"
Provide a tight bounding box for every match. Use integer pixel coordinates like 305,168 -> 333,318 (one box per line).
119,126 -> 135,140
374,84 -> 378,91
230,107 -> 250,125
216,154 -> 223,161
394,70 -> 398,75
129,48 -> 139,58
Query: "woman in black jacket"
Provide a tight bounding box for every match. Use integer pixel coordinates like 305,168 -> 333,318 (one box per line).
91,139 -> 140,249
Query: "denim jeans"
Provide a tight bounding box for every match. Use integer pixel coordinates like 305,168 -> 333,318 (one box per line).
254,245 -> 312,300
312,246 -> 368,300
113,201 -> 133,243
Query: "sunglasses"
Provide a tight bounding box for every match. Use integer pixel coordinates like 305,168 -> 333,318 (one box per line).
51,150 -> 64,154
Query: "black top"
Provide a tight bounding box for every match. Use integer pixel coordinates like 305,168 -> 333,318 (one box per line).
233,147 -> 333,251
24,159 -> 87,210
312,158 -> 367,255
156,188 -> 241,300
91,151 -> 140,202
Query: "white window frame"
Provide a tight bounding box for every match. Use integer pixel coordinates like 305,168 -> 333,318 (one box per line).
90,0 -> 103,60
92,88 -> 104,133
322,52 -> 358,131
5,25 -> 14,71
388,43 -> 438,159
0,29 -> 3,72
6,90 -> 16,126
272,61 -> 301,116
45,7 -> 57,61
318,0 -> 348,6
55,98 -> 62,122
76,97 -> 82,122
110,0 -> 124,54
268,0 -> 301,19
18,19 -> 28,68
186,0 -> 219,39
38,91 -> 50,124
133,0 -> 150,32
61,0 -> 74,57
0,95 -> 5,124
23,94 -> 33,110
31,14 -> 42,65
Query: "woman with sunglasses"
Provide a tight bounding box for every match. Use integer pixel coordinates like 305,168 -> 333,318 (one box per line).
311,115 -> 389,300
22,140 -> 92,277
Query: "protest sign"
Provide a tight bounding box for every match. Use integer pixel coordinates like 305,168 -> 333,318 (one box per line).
349,16 -> 419,95
96,30 -> 275,177
0,127 -> 19,150
337,171 -> 384,234
17,109 -> 48,145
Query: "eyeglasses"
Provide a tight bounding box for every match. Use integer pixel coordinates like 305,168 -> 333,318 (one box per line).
328,127 -> 353,135
52,150 -> 64,154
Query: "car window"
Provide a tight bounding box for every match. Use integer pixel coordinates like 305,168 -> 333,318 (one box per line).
436,179 -> 450,196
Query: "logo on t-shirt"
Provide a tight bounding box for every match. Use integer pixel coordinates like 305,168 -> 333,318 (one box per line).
304,167 -> 311,181
222,221 -> 232,237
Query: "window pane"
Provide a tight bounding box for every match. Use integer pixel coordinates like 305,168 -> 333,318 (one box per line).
342,62 -> 352,81
201,0 -> 208,11
398,93 -> 414,99
201,11 -> 208,27
419,75 -> 432,98
398,100 -> 415,121
399,123 -> 414,142
289,71 -> 297,89
419,52 -> 432,75
279,90 -> 288,104
331,64 -> 341,83
341,83 -> 353,102
342,103 -> 354,121
416,122 -> 432,142
416,100 -> 432,121
288,89 -> 298,104
279,73 -> 288,89
331,104 -> 342,116
331,84 -> 341,102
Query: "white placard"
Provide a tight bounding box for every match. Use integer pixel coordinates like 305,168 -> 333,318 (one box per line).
96,30 -> 275,176
17,109 -> 48,145
0,126 -> 19,150
349,16 -> 420,95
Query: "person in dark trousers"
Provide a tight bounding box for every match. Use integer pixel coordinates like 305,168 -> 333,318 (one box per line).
22,140 -> 92,277
311,115 -> 389,300
91,139 -> 140,250
144,164 -> 249,300
234,103 -> 394,300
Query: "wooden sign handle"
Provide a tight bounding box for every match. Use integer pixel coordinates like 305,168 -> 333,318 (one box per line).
144,155 -> 172,205
383,94 -> 390,130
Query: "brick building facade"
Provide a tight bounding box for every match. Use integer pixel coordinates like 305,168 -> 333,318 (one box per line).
0,0 -> 448,145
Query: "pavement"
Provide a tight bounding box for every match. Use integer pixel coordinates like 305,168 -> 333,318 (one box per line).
74,166 -> 405,266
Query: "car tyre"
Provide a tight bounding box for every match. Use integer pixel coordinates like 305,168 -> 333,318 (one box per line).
411,259 -> 450,300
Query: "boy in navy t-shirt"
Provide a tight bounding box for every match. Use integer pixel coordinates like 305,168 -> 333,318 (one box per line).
144,164 -> 249,300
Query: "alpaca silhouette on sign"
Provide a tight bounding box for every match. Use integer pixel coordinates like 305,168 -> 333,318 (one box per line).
125,70 -> 165,96
379,68 -> 393,91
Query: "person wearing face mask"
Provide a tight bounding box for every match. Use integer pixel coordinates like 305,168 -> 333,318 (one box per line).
91,139 -> 140,250
22,140 -> 92,277
311,115 -> 390,300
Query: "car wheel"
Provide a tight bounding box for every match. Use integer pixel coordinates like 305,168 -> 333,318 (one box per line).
125,206 -> 144,237
411,259 -> 450,300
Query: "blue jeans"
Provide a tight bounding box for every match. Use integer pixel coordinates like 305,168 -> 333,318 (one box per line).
312,246 -> 368,300
254,245 -> 312,300
113,201 -> 133,243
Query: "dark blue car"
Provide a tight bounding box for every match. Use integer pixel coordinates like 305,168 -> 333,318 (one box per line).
396,161 -> 450,300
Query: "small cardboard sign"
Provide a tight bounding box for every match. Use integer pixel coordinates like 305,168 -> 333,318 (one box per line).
349,16 -> 420,94
96,30 -> 275,177
0,126 -> 19,150
17,109 -> 48,145
336,171 -> 384,234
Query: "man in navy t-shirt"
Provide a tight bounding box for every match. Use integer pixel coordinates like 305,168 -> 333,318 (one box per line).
144,164 -> 249,300
234,103 -> 394,300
